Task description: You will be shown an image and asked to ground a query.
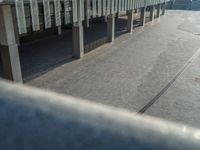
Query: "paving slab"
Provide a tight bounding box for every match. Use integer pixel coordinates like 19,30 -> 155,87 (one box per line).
28,10 -> 200,114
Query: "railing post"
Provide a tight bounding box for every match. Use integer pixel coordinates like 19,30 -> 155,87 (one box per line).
127,10 -> 134,33
73,0 -> 84,58
107,0 -> 115,42
0,5 -> 23,83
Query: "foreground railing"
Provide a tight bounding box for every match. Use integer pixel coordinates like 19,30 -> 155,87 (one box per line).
0,79 -> 200,149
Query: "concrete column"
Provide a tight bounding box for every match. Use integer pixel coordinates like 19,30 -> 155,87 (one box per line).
11,6 -> 20,45
73,0 -> 84,58
54,26 -> 62,35
107,0 -> 115,41
162,3 -> 166,15
157,4 -> 161,18
150,5 -> 155,22
140,7 -> 146,26
127,10 -> 134,33
116,13 -> 120,19
57,26 -> 62,35
107,14 -> 115,42
85,18 -> 90,28
0,5 -> 22,83
105,15 -> 108,22
85,0 -> 90,28
73,22 -> 84,58
85,17 -> 90,28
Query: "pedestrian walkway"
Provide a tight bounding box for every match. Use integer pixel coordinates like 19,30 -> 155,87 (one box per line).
0,20 -> 105,80
0,14 -> 143,81
28,10 -> 200,127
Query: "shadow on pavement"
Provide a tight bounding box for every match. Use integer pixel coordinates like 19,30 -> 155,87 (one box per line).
0,13 -> 149,82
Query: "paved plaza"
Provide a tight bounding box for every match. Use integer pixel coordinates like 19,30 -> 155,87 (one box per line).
27,10 -> 200,128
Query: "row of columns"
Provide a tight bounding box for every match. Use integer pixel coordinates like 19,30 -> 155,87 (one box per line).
0,2 -> 166,83
127,2 -> 166,33
73,2 -> 167,60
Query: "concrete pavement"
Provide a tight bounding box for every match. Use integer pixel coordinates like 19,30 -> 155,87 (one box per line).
28,10 -> 200,127
146,49 -> 200,128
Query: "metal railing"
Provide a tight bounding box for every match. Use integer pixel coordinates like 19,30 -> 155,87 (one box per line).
0,79 -> 200,149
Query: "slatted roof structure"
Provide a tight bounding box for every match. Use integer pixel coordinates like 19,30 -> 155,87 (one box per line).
1,0 -> 169,34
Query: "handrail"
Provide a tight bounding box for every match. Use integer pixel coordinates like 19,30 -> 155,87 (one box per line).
0,79 -> 200,149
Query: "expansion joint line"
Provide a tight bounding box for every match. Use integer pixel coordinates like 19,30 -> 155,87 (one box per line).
138,48 -> 200,114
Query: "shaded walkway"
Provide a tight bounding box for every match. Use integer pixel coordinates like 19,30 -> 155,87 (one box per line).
1,13 -> 144,81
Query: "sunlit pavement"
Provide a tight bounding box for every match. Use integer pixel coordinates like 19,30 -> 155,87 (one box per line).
28,10 -> 200,128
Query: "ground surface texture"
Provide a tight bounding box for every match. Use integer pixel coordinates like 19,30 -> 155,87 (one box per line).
28,10 -> 200,128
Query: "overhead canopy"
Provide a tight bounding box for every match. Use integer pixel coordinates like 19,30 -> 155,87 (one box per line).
1,0 -> 170,34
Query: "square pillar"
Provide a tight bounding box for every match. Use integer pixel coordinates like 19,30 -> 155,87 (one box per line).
140,7 -> 146,26
107,14 -> 115,42
116,13 -> 120,19
85,18 -> 90,28
0,5 -> 22,83
11,6 -> 20,45
162,3 -> 166,15
73,22 -> 84,59
72,0 -> 84,59
105,15 -> 108,22
157,4 -> 161,18
54,26 -> 62,35
127,10 -> 134,33
150,5 -> 155,22
85,0 -> 90,28
57,26 -> 62,35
